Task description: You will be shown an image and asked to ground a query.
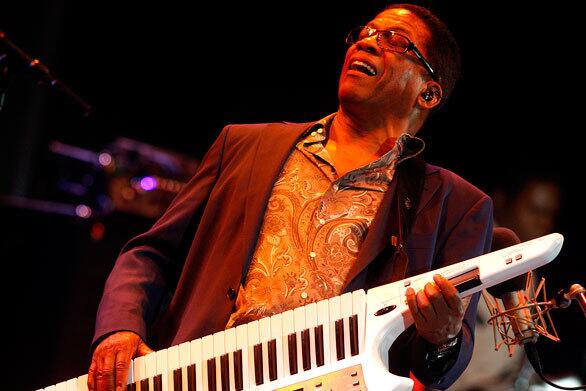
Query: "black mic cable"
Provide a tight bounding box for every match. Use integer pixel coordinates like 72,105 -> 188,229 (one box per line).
524,342 -> 586,390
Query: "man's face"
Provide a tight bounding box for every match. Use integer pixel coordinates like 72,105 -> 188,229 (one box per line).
338,8 -> 433,113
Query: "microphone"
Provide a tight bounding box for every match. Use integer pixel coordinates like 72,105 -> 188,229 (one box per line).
488,229 -> 586,389
486,227 -> 539,344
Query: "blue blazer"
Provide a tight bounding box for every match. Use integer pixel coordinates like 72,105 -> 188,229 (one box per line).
94,121 -> 493,389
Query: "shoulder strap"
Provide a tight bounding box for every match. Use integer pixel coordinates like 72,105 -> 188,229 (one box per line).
398,156 -> 427,237
365,156 -> 427,288
389,156 -> 426,281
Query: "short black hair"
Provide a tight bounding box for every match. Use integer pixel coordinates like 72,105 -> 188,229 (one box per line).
385,3 -> 461,101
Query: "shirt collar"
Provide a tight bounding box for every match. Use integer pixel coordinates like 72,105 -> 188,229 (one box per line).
302,112 -> 425,164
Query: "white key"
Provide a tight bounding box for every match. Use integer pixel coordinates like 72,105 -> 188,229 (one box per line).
55,381 -> 67,391
305,302 -> 318,369
294,306 -> 306,371
134,355 -> 146,390
65,378 -> 77,391
353,289 -> 367,354
341,292 -> 353,359
214,330 -> 226,389
270,313 -> 284,382
328,295 -> 342,361
166,345 -> 179,391
224,328 -> 237,391
190,338 -> 203,391
44,386 -> 56,391
76,374 -> 88,391
202,334 -> 214,391
281,309 -> 295,375
316,298 -> 331,366
247,320 -> 260,388
156,348 -> 169,391
179,341 -> 191,391
235,324 -> 249,391
145,351 -> 157,391
128,358 -> 135,385
259,316 -> 271,384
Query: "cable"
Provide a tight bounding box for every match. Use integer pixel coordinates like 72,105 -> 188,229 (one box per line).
524,343 -> 586,390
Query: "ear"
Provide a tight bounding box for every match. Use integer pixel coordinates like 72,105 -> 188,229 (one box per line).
416,80 -> 443,109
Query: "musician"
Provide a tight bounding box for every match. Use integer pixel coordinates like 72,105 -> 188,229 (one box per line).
88,3 -> 493,390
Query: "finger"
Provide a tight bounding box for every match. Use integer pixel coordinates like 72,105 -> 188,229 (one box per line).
95,350 -> 117,391
424,281 -> 450,316
87,359 -> 96,391
406,287 -> 426,322
137,341 -> 155,357
114,350 -> 133,391
416,286 -> 435,321
433,274 -> 462,312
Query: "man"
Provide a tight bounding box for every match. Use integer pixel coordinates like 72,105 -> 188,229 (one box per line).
88,4 -> 493,390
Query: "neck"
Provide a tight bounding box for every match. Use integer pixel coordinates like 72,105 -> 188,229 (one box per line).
331,107 -> 415,156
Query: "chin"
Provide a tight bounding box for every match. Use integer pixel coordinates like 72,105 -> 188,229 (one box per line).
338,85 -> 364,106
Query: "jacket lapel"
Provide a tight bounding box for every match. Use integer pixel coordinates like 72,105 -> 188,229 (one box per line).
416,164 -> 441,215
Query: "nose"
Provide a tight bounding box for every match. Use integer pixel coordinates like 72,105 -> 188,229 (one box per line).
355,34 -> 380,55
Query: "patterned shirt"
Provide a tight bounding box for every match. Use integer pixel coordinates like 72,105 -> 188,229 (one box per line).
226,114 -> 424,328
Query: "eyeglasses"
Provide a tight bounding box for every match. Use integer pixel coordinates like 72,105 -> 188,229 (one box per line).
345,25 -> 437,81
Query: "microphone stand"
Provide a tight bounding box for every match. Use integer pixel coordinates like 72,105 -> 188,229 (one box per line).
484,275 -> 586,389
0,30 -> 92,116
524,283 -> 586,390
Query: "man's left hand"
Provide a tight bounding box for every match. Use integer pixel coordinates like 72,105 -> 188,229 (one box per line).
405,274 -> 469,345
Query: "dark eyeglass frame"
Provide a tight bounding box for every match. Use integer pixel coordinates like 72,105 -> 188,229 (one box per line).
345,25 -> 437,81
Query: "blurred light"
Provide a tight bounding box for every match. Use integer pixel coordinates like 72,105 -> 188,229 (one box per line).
140,176 -> 158,191
75,204 -> 92,218
91,222 -> 106,241
98,152 -> 113,166
121,187 -> 136,200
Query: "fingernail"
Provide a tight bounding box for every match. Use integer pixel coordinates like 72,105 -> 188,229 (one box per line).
406,287 -> 414,295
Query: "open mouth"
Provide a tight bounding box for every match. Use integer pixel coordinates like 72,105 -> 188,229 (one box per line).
349,60 -> 377,76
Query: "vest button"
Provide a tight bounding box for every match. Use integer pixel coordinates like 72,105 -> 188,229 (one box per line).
226,287 -> 237,300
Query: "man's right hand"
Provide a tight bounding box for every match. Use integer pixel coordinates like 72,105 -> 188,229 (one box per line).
88,331 -> 154,391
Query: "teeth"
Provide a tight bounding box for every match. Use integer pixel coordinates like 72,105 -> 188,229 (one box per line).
351,60 -> 376,76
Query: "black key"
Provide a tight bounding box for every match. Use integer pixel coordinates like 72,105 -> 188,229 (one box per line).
288,333 -> 298,375
220,353 -> 229,391
140,379 -> 149,391
154,374 -> 163,391
207,358 -> 217,391
335,319 -> 345,360
254,343 -> 264,385
301,329 -> 311,371
127,383 -> 136,391
314,325 -> 324,367
234,349 -> 243,391
268,339 -> 278,381
187,363 -> 196,391
349,314 -> 359,356
173,368 -> 183,391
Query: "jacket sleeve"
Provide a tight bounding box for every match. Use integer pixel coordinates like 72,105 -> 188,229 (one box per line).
411,193 -> 493,389
92,126 -> 231,347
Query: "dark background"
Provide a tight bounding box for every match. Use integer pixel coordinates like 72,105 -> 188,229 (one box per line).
1,1 -> 583,390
